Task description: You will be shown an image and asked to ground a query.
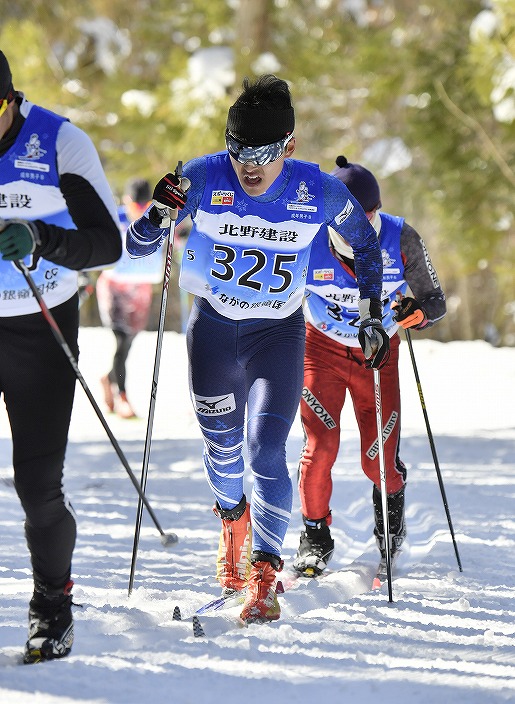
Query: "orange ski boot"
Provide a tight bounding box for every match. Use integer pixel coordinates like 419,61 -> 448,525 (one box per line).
240,552 -> 283,624
214,495 -> 252,596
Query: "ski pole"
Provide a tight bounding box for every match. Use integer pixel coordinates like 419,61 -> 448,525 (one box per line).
373,368 -> 394,601
128,161 -> 187,595
12,255 -> 177,548
404,328 -> 463,571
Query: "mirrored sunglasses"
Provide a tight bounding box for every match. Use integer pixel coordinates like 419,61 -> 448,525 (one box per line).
225,131 -> 294,166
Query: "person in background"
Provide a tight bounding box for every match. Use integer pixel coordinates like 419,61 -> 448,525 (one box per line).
97,178 -> 163,419
0,50 -> 121,663
126,75 -> 388,624
293,155 -> 446,577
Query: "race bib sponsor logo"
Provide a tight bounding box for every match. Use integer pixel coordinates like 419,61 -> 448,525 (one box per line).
334,199 -> 354,225
366,411 -> 399,459
14,133 -> 50,171
382,249 -> 394,267
211,190 -> 235,206
286,180 -> 318,212
14,160 -> 50,172
382,249 -> 401,275
194,393 -> 236,416
302,387 -> 336,429
313,268 -> 335,281
286,202 -> 317,212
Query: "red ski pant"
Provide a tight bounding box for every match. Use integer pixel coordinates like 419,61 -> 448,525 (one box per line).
298,323 -> 406,521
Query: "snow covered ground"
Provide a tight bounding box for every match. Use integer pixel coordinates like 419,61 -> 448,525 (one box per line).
0,327 -> 514,703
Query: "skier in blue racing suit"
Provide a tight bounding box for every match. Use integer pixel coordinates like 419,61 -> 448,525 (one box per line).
127,74 -> 389,623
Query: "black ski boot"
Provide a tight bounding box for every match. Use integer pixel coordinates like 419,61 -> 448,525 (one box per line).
293,515 -> 334,577
373,484 -> 406,560
24,580 -> 74,664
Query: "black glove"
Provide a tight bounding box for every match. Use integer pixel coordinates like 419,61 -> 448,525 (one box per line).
392,296 -> 427,329
358,318 -> 390,369
357,298 -> 390,369
149,172 -> 190,227
0,219 -> 39,261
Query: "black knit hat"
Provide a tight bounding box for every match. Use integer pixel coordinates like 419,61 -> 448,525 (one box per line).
0,51 -> 15,102
330,155 -> 381,212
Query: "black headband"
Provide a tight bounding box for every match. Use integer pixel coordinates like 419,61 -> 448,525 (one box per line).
226,105 -> 295,146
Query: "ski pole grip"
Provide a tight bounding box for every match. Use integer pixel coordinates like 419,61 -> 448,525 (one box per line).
174,161 -> 191,195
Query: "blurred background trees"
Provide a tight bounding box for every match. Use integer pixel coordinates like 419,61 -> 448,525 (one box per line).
1,0 -> 514,342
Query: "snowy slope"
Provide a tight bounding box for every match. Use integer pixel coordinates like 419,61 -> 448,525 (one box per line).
0,329 -> 514,704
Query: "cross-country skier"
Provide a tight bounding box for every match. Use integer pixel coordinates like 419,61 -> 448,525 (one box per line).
293,155 -> 446,577
97,178 -> 163,419
127,76 -> 388,623
0,51 -> 121,663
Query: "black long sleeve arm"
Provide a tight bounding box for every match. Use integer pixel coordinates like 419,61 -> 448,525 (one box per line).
33,172 -> 121,270
400,222 -> 446,328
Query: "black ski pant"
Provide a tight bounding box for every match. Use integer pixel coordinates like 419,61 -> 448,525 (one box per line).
0,295 -> 78,591
108,329 -> 135,394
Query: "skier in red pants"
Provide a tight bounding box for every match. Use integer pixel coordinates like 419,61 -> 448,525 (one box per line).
294,155 -> 446,577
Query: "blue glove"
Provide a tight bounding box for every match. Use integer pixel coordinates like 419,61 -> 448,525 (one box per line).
0,219 -> 38,261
